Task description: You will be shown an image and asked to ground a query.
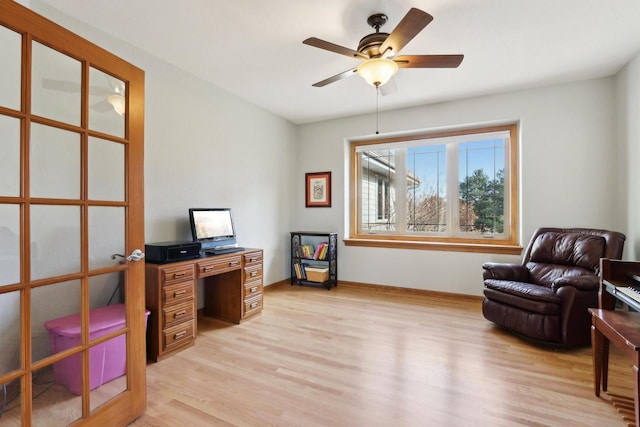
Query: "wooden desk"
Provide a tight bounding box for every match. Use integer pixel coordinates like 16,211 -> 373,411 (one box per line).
145,249 -> 263,361
589,308 -> 640,427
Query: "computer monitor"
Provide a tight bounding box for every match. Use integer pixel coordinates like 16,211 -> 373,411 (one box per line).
188,208 -> 238,251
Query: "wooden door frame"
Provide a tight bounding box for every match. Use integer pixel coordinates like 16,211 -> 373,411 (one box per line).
0,1 -> 146,425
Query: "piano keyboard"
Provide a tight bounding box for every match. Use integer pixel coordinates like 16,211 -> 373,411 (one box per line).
616,286 -> 640,305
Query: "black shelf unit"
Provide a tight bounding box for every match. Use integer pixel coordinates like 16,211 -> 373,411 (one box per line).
290,231 -> 337,290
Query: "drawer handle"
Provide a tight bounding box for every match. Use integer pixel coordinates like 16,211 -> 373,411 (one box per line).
250,257 -> 258,262
250,302 -> 258,309
174,310 -> 186,318
250,271 -> 258,277
204,267 -> 215,272
250,286 -> 258,293
174,331 -> 187,339
174,290 -> 187,297
173,272 -> 185,279
229,261 -> 239,267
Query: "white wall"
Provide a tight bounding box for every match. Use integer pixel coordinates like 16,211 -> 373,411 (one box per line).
297,78 -> 620,296
616,51 -> 640,260
29,1 -> 299,291
141,57 -> 298,286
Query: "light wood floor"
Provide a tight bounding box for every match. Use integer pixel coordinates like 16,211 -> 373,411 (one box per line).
131,284 -> 636,427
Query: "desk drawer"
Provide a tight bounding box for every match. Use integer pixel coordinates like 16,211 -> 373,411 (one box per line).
198,255 -> 242,277
244,251 -> 262,267
163,320 -> 195,350
243,279 -> 263,299
161,264 -> 195,284
243,294 -> 263,318
163,281 -> 194,306
244,264 -> 262,283
163,301 -> 194,328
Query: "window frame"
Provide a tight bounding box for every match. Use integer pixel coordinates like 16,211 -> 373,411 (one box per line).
346,123 -> 521,254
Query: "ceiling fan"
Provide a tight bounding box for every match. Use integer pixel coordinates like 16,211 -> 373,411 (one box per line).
41,77 -> 126,115
303,7 -> 463,89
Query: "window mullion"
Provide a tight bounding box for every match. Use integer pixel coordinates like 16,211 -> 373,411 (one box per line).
502,138 -> 510,232
446,143 -> 459,237
395,148 -> 407,232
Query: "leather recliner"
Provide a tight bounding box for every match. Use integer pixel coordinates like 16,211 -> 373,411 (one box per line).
482,227 -> 626,347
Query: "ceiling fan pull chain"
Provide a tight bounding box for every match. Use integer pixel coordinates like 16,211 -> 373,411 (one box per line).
376,85 -> 380,135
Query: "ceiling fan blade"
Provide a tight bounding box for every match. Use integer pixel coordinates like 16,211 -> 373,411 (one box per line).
312,68 -> 358,87
303,37 -> 368,60
91,100 -> 113,113
379,78 -> 397,96
379,8 -> 433,56
41,78 -> 81,93
394,54 -> 464,68
41,78 -> 117,96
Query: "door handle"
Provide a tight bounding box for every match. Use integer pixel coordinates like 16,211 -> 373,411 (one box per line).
126,249 -> 145,262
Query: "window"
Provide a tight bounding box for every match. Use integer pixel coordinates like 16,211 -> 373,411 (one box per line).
348,123 -> 520,254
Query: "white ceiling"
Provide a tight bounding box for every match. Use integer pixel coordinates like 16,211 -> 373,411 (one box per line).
37,0 -> 640,124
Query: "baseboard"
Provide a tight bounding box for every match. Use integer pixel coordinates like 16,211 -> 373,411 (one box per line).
197,280 -> 481,318
264,279 -> 290,292
211,277 -> 483,301
336,280 -> 484,302
273,277 -> 483,301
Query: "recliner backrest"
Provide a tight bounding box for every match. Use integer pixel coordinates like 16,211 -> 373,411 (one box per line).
529,232 -> 605,271
518,227 -> 626,287
525,231 -> 606,286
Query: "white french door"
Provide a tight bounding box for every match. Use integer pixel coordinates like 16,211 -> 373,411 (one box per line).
0,1 -> 146,425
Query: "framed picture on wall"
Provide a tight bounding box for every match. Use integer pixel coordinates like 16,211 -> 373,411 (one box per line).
305,171 -> 331,207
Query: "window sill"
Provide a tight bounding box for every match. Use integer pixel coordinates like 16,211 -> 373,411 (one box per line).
344,237 -> 523,255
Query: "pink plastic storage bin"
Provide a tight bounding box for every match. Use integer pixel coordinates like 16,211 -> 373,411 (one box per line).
44,304 -> 149,395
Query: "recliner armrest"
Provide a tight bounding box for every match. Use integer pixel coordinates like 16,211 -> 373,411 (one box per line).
551,275 -> 599,292
482,262 -> 529,281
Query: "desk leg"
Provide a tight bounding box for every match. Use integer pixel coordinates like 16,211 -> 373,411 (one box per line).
591,324 -> 603,396
602,339 -> 609,392
635,364 -> 640,427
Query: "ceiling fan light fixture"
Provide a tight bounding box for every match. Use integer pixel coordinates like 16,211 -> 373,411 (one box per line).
357,58 -> 399,87
107,94 -> 125,115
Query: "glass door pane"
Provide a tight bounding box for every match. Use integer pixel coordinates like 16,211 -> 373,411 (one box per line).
31,364 -> 82,425
0,204 -> 20,287
30,123 -> 81,200
31,41 -> 81,126
89,207 -> 125,270
0,377 -> 22,425
89,68 -> 125,138
30,205 -> 81,281
31,280 -> 81,362
0,115 -> 21,197
88,272 -> 128,412
0,290 -> 21,375
88,137 -> 125,202
0,25 -> 21,110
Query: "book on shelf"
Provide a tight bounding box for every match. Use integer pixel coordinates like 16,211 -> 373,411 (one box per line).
319,244 -> 328,260
293,262 -> 307,280
301,244 -> 314,259
296,242 -> 330,261
313,242 -> 328,260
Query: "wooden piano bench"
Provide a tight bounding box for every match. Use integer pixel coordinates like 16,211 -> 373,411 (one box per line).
589,308 -> 640,426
